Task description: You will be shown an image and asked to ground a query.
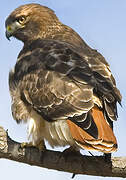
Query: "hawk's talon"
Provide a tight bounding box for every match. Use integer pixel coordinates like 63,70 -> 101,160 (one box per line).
20,141 -> 46,152
37,141 -> 46,152
20,142 -> 34,149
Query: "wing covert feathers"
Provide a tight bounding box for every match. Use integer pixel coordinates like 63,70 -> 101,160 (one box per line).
67,107 -> 117,153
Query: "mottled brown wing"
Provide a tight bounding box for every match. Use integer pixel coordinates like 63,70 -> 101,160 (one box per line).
9,39 -> 121,150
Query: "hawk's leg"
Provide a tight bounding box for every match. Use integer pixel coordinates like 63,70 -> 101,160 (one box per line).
21,139 -> 46,151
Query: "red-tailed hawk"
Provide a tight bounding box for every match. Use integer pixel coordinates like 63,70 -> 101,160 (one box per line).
5,3 -> 121,153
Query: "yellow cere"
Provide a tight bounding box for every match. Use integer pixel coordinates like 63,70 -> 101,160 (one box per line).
7,25 -> 12,32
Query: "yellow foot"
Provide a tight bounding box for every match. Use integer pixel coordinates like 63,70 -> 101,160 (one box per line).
37,141 -> 46,151
21,142 -> 33,148
20,141 -> 46,152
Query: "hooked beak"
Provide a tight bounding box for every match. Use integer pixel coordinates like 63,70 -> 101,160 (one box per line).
5,25 -> 14,41
5,30 -> 12,41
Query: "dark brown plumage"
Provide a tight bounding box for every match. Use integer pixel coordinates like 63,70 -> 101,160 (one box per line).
5,3 -> 121,153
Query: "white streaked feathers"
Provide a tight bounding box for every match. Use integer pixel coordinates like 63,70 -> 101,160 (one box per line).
28,109 -> 75,147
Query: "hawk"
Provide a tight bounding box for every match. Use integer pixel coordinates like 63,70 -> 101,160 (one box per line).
5,3 -> 121,153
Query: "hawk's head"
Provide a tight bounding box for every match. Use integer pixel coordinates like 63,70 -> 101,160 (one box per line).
5,3 -> 61,43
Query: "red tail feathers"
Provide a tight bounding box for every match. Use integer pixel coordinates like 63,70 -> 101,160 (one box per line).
67,107 -> 117,153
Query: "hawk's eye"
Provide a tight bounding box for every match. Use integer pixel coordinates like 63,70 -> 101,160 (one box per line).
17,16 -> 26,24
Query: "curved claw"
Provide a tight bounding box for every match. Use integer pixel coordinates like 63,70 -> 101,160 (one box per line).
20,140 -> 46,152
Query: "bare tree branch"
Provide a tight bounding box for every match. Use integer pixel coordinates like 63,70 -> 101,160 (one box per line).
0,126 -> 126,178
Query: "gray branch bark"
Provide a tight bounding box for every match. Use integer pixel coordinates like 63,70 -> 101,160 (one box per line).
0,126 -> 126,178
